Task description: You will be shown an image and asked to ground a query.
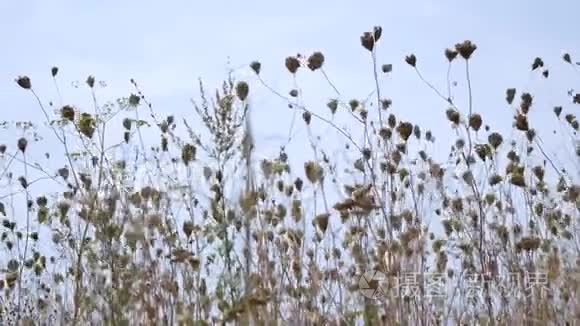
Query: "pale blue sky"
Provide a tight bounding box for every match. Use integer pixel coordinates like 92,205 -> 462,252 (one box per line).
1,0 -> 579,174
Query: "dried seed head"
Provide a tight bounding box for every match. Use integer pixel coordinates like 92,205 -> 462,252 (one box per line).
510,173 -> 526,187
446,108 -> 460,124
563,53 -> 572,64
373,26 -> 382,41
302,111 -> 312,125
445,48 -> 458,62
294,177 -> 303,191
405,54 -> 417,67
51,67 -> 59,77
514,114 -> 529,131
531,57 -> 544,70
285,56 -> 300,74
61,105 -> 75,121
542,70 -> 549,78
181,144 -> 196,165
455,40 -> 477,60
86,75 -> 95,88
526,129 -> 536,142
574,93 -> 580,104
532,166 -> 545,181
360,32 -> 375,52
122,118 -> 132,130
17,138 -> 28,152
349,99 -> 360,111
289,89 -> 298,97
16,76 -> 31,90
327,99 -> 338,114
381,98 -> 392,110
554,106 -> 562,117
468,113 -> 482,131
315,213 -> 330,233
304,161 -> 323,184
379,128 -> 392,140
506,88 -> 516,104
0,145 -> 6,154
235,81 -> 249,101
307,52 -> 324,71
250,61 -> 261,74
520,93 -> 533,113
183,221 -> 194,238
388,114 -> 396,128
78,113 -> 95,138
396,122 -> 413,141
128,94 -> 141,106
488,132 -> 503,149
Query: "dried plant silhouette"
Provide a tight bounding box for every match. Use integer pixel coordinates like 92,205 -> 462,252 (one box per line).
1,26 -> 579,325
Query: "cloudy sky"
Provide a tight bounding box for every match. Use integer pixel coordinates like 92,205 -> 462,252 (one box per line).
1,0 -> 578,186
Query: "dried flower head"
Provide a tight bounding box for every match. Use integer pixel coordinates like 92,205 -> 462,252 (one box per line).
455,40 -> 477,60
128,94 -> 141,106
285,56 -> 300,74
446,108 -> 460,124
373,26 -> 382,41
17,138 -> 28,152
468,113 -> 482,131
235,81 -> 249,101
86,75 -> 95,88
563,53 -> 572,64
445,48 -> 458,62
554,106 -> 562,117
514,114 -> 529,131
360,32 -> 375,52
304,161 -> 323,184
506,88 -> 516,104
16,76 -> 31,90
307,52 -> 324,71
488,132 -> 503,149
531,57 -> 544,70
396,122 -> 413,141
250,61 -> 261,74
405,54 -> 417,67
78,113 -> 95,138
181,144 -> 196,165
302,111 -> 312,125
61,105 -> 75,121
327,99 -> 338,114
51,67 -> 59,77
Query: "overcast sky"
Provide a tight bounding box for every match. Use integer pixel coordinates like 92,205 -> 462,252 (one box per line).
1,0 -> 579,188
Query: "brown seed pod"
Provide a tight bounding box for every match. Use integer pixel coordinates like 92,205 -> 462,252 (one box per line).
455,40 -> 477,60
250,61 -> 261,74
446,108 -> 460,124
360,32 -> 374,52
405,54 -> 417,67
514,114 -> 529,131
235,81 -> 249,101
307,52 -> 324,71
61,105 -> 75,121
468,113 -> 482,131
16,76 -> 31,90
445,48 -> 458,62
285,56 -> 300,74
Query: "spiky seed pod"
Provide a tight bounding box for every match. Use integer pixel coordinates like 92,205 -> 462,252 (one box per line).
235,81 -> 249,101
488,132 -> 503,149
250,61 -> 261,74
455,40 -> 477,60
302,111 -> 311,125
446,108 -> 460,124
506,88 -> 516,104
307,52 -> 324,71
61,105 -> 75,121
51,67 -> 59,77
181,144 -> 196,165
563,53 -> 572,64
405,54 -> 417,67
17,138 -> 28,152
445,48 -> 458,62
285,56 -> 300,73
326,99 -> 338,114
16,76 -> 31,90
468,113 -> 482,131
360,32 -> 374,52
396,122 -> 413,141
86,75 -> 95,88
